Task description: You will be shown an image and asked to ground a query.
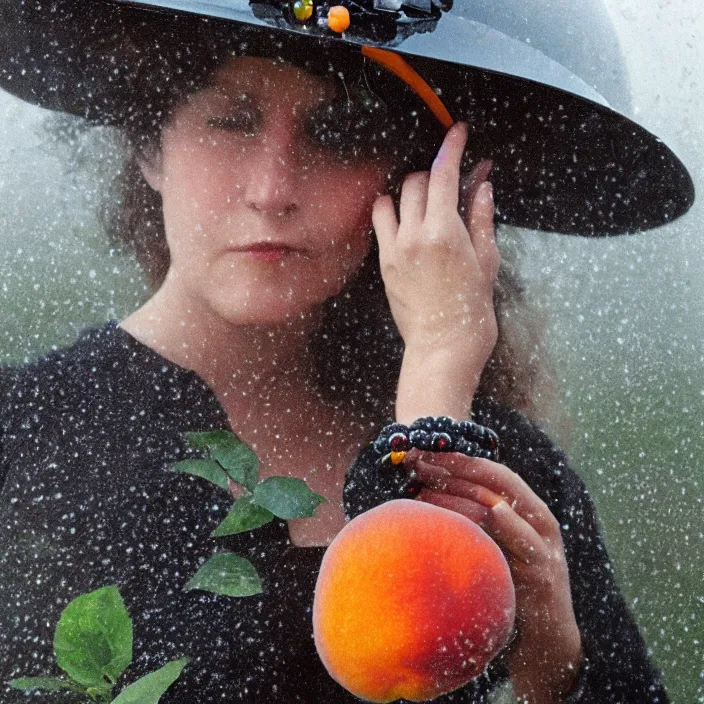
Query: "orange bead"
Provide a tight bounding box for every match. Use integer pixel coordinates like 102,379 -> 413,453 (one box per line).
327,5 -> 350,33
390,450 -> 407,465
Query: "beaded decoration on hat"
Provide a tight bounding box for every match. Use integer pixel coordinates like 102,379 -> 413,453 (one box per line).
250,0 -> 453,44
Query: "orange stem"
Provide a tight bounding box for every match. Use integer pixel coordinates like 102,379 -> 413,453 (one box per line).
361,45 -> 454,129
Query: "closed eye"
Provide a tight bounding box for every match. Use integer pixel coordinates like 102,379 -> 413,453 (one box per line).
307,97 -> 392,159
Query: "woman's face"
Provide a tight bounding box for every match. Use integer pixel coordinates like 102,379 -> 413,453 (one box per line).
142,56 -> 390,326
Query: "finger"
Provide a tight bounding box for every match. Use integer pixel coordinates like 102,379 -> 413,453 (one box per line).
419,487 -> 550,566
417,488 -> 491,526
413,465 -> 504,508
426,122 -> 468,220
460,159 -> 492,225
415,454 -> 559,538
399,171 -> 430,225
372,194 -> 399,260
469,181 -> 500,283
485,500 -> 548,565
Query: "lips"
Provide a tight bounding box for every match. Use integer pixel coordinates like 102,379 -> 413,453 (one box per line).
229,241 -> 312,261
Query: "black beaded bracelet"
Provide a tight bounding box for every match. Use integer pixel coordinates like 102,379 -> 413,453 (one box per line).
372,415 -> 499,465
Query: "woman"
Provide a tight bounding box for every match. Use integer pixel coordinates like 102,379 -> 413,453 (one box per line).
0,0 -> 689,701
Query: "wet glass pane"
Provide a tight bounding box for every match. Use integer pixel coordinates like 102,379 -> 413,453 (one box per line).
0,0 -> 701,702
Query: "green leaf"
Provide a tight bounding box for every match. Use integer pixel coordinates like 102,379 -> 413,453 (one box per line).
112,658 -> 188,704
171,459 -> 230,492
252,476 -> 327,519
54,585 -> 133,688
211,494 -> 274,537
183,553 -> 262,597
8,676 -> 85,693
86,684 -> 115,701
185,430 -> 258,491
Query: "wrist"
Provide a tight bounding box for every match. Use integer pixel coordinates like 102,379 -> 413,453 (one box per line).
402,324 -> 496,364
395,345 -> 486,424
509,631 -> 582,704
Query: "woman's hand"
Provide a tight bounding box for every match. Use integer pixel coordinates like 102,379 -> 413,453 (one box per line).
409,451 -> 583,703
372,122 -> 500,423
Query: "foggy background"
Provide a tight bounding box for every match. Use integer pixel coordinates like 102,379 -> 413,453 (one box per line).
0,0 -> 702,700
517,1 -> 703,699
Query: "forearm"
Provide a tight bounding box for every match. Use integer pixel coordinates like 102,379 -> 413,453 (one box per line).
395,344 -> 487,424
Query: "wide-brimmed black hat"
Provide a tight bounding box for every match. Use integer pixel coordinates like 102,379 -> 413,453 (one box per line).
0,0 -> 695,235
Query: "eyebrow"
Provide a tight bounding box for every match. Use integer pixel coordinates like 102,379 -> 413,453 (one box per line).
205,86 -> 335,118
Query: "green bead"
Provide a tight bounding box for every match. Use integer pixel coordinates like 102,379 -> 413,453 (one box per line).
293,0 -> 313,20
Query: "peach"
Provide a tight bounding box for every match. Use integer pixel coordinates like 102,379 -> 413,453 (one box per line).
313,499 -> 515,702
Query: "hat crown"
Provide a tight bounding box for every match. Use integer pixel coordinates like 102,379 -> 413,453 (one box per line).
449,0 -> 630,112
194,0 -> 629,112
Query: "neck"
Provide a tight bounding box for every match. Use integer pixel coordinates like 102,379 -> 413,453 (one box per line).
120,277 -> 327,430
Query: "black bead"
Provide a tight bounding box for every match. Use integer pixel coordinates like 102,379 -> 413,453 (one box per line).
408,429 -> 425,449
373,438 -> 387,454
418,418 -> 435,433
464,440 -> 480,456
415,430 -> 433,451
454,437 -> 469,453
434,416 -> 453,432
389,432 -> 409,452
382,422 -> 408,439
431,432 -> 453,452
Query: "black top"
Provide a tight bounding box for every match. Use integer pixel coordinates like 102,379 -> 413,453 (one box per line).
0,320 -> 668,702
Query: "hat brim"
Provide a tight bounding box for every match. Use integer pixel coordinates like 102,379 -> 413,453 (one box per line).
0,0 -> 694,235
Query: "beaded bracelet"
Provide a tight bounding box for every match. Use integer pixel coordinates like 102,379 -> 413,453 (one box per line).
372,415 -> 499,466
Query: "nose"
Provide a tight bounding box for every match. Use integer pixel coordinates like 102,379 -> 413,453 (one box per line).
244,122 -> 301,217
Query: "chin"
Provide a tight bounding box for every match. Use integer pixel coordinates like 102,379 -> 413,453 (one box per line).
207,286 -> 331,328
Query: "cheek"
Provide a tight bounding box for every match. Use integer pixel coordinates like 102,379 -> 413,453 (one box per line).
315,167 -> 388,284
158,136 -> 244,259
315,166 -> 387,248
315,196 -> 373,279
161,143 -> 232,207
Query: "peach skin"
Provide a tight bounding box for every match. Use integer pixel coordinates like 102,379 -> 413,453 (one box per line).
313,499 -> 515,702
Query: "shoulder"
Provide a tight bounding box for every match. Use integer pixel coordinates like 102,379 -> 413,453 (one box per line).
473,395 -> 568,473
1,320 -> 121,415
0,325 -> 109,483
0,364 -> 19,431
0,319 -> 224,454
0,319 -> 190,450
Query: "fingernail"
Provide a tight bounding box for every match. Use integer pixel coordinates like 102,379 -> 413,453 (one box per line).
434,122 -> 467,167
475,181 -> 494,208
475,486 -> 504,508
491,498 -> 510,513
472,159 -> 493,184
